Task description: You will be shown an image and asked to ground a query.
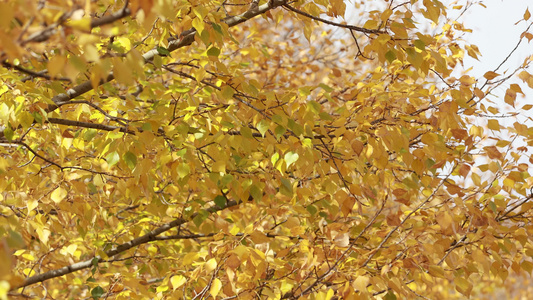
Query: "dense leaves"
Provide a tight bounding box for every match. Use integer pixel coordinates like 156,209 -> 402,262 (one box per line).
1,0 -> 533,299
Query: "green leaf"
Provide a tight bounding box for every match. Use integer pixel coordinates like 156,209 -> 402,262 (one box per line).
221,121 -> 234,129
287,119 -> 303,136
3,125 -> 13,141
319,83 -> 333,92
280,178 -> 293,196
306,205 -> 317,216
284,152 -> 299,168
488,201 -> 497,213
177,163 -> 190,178
272,114 -> 283,125
240,126 -> 253,139
193,210 -> 208,228
211,23 -> 223,34
271,152 -> 280,166
221,85 -> 235,99
153,54 -> 162,68
32,112 -> 43,124
156,46 -> 170,56
257,120 -> 269,137
319,112 -> 333,121
220,174 -> 233,187
250,185 -> 262,201
91,257 -> 99,267
384,291 -> 397,300
123,151 -> 137,170
141,122 -> 152,131
385,50 -> 396,63
91,286 -> 105,299
173,86 -> 191,93
307,101 -> 321,114
84,129 -> 97,142
274,124 -> 286,139
106,151 -> 120,167
298,86 -> 311,97
414,39 -> 425,50
207,47 -> 220,57
214,195 -> 227,208
87,182 -> 97,194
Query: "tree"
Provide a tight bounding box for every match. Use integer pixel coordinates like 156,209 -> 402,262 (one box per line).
1,0 -> 533,298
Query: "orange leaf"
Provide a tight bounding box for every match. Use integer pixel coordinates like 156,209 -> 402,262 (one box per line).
484,146 -> 503,160
483,71 -> 499,80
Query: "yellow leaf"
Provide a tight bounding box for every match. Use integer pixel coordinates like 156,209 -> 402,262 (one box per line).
487,119 -> 500,131
192,17 -> 204,34
26,199 -> 38,212
210,278 -> 222,298
333,232 -> 350,248
459,75 -> 475,86
280,281 -> 294,294
48,56 -> 67,77
525,8 -> 531,21
504,88 -> 517,106
211,161 -> 226,173
0,3 -> 14,29
171,275 -> 186,290
325,288 -> 334,300
67,18 -> 91,31
518,70 -> 530,82
381,9 -> 393,21
51,187 -> 67,203
35,228 -> 50,245
112,58 -> 134,86
522,261 -> 533,274
205,258 -> 217,272
454,277 -> 472,297
66,244 -> 77,256
182,252 -> 199,265
354,276 -> 369,291
249,231 -> 270,244
221,85 -> 235,100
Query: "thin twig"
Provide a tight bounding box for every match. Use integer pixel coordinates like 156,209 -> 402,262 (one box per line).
283,4 -> 386,35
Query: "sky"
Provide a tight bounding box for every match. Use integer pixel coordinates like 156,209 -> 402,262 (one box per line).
449,0 -> 533,171
459,0 -> 532,76
343,0 -> 533,120
454,0 -> 533,125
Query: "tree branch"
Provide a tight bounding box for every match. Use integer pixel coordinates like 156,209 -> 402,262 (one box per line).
90,1 -> 131,28
47,118 -> 135,134
1,61 -> 71,82
21,2 -> 131,45
153,233 -> 216,240
31,0 -> 288,122
283,4 -> 386,35
0,0 -> 290,140
4,140 -> 132,179
14,199 -> 239,289
58,100 -> 129,125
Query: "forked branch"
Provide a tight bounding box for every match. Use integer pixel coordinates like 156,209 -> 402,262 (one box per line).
14,200 -> 239,289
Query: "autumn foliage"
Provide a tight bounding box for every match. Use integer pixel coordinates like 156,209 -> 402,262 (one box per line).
1,0 -> 533,299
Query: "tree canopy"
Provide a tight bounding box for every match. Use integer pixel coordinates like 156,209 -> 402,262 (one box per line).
1,0 -> 533,299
